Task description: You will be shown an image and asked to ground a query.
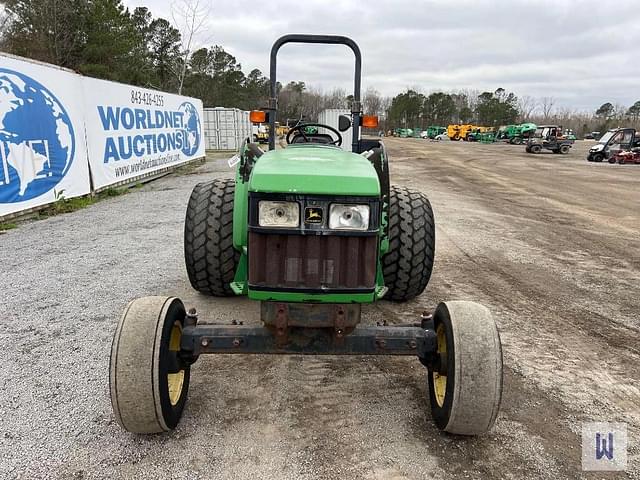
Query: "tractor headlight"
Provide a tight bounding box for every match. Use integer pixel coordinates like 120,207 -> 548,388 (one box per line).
258,201 -> 299,227
329,204 -> 370,231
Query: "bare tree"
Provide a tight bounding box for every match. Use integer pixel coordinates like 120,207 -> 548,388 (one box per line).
612,103 -> 627,122
459,88 -> 480,112
171,0 -> 212,94
323,88 -> 348,109
363,87 -> 382,115
0,6 -> 11,43
517,95 -> 538,121
540,96 -> 555,121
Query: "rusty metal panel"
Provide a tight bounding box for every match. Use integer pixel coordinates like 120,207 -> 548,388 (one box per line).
261,302 -> 361,328
248,232 -> 377,290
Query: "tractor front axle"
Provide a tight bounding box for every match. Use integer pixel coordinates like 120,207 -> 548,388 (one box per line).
180,324 -> 437,358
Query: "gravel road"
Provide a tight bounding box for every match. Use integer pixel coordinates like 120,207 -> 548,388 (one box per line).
1,140 -> 638,479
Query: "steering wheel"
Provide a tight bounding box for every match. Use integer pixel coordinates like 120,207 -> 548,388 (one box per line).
286,123 -> 343,146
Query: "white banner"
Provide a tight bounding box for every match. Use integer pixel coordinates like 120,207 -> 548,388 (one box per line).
83,78 -> 205,189
0,54 -> 91,216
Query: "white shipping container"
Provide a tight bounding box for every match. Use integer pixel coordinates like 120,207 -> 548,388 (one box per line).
317,109 -> 353,151
203,107 -> 251,151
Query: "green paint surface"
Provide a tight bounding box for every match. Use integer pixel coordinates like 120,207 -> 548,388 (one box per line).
249,145 -> 380,196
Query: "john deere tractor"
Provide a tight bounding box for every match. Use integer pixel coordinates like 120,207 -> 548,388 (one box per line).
109,35 -> 503,436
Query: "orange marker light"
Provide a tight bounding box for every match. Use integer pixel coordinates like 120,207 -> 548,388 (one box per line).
250,110 -> 266,123
362,115 -> 379,128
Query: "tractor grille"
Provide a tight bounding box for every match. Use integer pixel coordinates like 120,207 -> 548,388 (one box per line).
248,232 -> 377,291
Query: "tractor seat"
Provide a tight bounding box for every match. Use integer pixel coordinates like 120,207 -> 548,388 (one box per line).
290,133 -> 335,145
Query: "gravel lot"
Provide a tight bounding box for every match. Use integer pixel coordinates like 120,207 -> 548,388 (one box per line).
1,140 -> 638,479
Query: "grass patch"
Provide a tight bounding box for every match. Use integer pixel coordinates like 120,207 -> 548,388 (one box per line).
37,187 -> 127,218
0,222 -> 18,231
38,196 -> 97,217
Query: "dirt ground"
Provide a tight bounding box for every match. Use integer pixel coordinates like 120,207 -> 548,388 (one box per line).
1,139 -> 638,479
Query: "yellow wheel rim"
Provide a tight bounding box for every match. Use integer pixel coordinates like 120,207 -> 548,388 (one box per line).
167,323 -> 185,406
434,323 -> 447,407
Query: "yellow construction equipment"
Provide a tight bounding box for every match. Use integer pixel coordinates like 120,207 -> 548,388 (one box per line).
447,124 -> 474,141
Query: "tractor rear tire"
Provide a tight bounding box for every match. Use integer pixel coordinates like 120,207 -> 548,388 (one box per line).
427,301 -> 503,435
382,186 -> 435,302
110,296 -> 190,433
184,179 -> 239,296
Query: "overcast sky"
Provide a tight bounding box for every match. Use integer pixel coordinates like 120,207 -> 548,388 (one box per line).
124,0 -> 639,112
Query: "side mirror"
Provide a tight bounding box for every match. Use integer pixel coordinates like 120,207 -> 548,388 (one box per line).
338,115 -> 352,132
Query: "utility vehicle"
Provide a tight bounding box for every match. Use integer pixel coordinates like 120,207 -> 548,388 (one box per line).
587,128 -> 638,162
109,35 -> 503,436
525,125 -> 574,154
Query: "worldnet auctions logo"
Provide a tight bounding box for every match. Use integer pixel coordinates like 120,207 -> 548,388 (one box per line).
178,101 -> 201,157
0,68 -> 75,203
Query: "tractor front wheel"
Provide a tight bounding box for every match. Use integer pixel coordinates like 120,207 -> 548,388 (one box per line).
110,296 -> 190,433
382,186 -> 435,301
184,179 -> 239,296
427,301 -> 503,435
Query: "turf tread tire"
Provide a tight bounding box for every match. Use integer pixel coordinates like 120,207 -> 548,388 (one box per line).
110,296 -> 190,434
184,179 -> 239,296
428,301 -> 503,435
382,186 -> 435,301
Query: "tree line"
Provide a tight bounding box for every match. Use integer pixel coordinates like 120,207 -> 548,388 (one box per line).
385,88 -> 640,135
2,0 -> 638,135
0,0 -> 271,110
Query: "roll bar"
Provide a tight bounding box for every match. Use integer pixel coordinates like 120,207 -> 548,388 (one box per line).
268,34 -> 362,152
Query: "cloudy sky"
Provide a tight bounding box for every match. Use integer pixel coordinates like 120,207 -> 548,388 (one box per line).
124,0 -> 639,112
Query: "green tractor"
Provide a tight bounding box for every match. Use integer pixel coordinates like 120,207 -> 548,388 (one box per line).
422,126 -> 446,139
394,128 -> 413,138
509,123 -> 536,144
477,131 -> 496,143
109,35 -> 503,436
496,123 -> 536,144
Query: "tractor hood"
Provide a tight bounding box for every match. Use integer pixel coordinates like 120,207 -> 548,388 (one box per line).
249,145 -> 380,196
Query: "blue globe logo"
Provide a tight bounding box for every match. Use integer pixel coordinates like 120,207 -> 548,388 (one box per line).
0,68 -> 75,203
178,101 -> 201,157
